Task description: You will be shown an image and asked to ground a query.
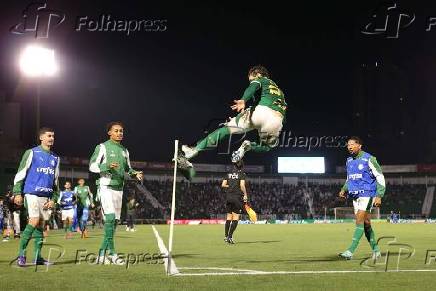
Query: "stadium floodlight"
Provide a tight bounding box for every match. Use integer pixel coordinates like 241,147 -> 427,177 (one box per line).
19,45 -> 58,77
19,45 -> 58,142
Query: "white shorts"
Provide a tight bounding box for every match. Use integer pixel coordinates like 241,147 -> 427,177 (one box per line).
61,209 -> 74,220
99,185 -> 123,220
352,197 -> 374,214
24,194 -> 51,221
226,105 -> 283,137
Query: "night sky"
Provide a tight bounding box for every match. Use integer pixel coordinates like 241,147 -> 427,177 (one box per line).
1,0 -> 436,172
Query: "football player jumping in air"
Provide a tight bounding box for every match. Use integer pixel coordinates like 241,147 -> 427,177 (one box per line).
178,65 -> 287,180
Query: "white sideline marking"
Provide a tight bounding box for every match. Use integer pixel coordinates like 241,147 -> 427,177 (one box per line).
151,225 -> 179,275
174,267 -> 436,277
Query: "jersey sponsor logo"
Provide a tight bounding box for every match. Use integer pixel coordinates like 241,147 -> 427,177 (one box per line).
349,173 -> 363,180
228,173 -> 239,179
50,159 -> 55,166
35,186 -> 53,192
36,167 -> 55,175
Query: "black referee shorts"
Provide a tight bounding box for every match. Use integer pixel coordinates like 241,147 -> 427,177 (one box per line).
226,195 -> 243,214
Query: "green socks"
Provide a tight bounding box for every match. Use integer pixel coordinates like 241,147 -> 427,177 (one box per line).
33,227 -> 44,259
348,223 -> 365,253
64,221 -> 70,233
364,224 -> 379,251
18,224 -> 36,256
195,127 -> 230,152
249,141 -> 271,153
99,214 -> 115,256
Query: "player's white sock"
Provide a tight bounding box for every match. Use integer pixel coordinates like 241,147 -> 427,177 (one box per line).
108,254 -> 125,265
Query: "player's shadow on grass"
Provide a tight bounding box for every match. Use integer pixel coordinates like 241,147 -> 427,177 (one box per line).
54,259 -> 82,265
236,240 -> 281,244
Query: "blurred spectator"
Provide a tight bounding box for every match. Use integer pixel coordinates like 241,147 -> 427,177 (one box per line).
125,179 -> 428,220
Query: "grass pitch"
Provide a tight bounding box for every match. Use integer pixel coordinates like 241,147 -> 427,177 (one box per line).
1,222 -> 436,290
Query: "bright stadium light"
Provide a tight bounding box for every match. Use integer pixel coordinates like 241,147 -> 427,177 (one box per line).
19,44 -> 59,142
19,45 -> 58,77
278,157 -> 325,174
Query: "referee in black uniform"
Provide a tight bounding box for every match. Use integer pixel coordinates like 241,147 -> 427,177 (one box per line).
221,160 -> 248,244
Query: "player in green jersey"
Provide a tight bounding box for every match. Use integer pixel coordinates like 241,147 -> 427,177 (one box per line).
89,121 -> 143,265
74,178 -> 94,238
179,65 -> 287,179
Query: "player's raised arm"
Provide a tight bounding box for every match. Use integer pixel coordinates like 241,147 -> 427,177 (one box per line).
241,80 -> 261,102
231,81 -> 261,112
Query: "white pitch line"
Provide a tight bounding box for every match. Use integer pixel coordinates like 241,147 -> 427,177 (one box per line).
151,225 -> 179,275
174,267 -> 436,277
178,267 -> 264,273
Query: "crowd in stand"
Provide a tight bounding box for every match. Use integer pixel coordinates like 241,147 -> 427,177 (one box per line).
126,179 -> 431,220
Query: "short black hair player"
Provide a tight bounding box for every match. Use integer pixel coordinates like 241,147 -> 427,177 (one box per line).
221,160 -> 248,244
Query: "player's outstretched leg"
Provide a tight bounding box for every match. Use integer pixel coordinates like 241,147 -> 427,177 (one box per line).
232,130 -> 280,162
339,210 -> 366,260
183,126 -> 232,160
231,140 -> 252,163
232,139 -> 274,163
175,151 -> 196,181
177,127 -> 231,181
17,223 -> 37,266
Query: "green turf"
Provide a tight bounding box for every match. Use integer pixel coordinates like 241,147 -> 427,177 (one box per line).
1,222 -> 436,290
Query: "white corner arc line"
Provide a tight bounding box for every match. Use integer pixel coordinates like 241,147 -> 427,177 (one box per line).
151,225 -> 179,275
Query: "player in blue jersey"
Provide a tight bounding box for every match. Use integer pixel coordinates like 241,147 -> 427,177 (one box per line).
338,136 -> 386,260
13,127 -> 60,267
58,181 -> 76,239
